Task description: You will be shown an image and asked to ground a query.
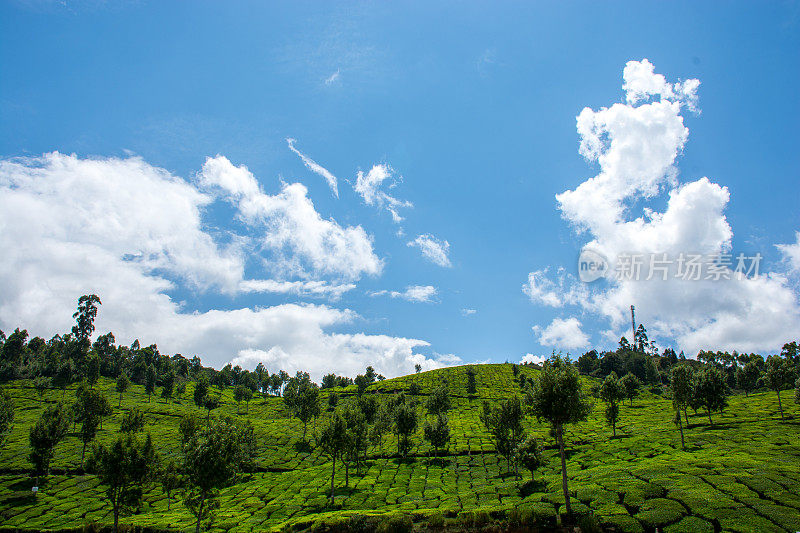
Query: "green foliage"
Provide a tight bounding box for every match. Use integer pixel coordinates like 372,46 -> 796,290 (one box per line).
120,408 -> 145,434
87,432 -> 157,532
480,397 -> 525,474
765,355 -> 797,420
29,402 -> 70,476
0,388 -> 13,448
465,367 -> 477,395
514,435 -> 542,481
619,372 -> 641,405
183,416 -> 257,533
693,365 -> 728,425
283,372 -> 321,442
425,384 -> 451,417
600,372 -> 625,436
393,399 -> 417,457
72,294 -> 101,344
423,414 -> 450,457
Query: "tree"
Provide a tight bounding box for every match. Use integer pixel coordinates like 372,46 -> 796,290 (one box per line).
354,374 -> 370,396
600,372 -> 625,436
73,383 -> 113,465
765,355 -> 797,420
670,365 -> 693,450
694,365 -> 728,425
183,417 -> 256,533
161,370 -> 176,404
425,384 -> 451,417
0,388 -> 14,449
72,295 -> 101,354
423,414 -> 450,458
735,361 -> 760,397
180,413 -> 202,445
465,367 -> 477,395
393,400 -> 418,457
88,432 -> 157,533
514,435 -> 542,482
54,359 -> 75,398
233,385 -> 253,414
29,403 -> 70,480
415,364 -> 422,374
283,372 -> 320,443
85,352 -> 101,387
526,354 -> 592,516
115,373 -> 130,408
795,377 -> 800,405
145,364 -> 157,402
480,398 -> 526,476
319,411 -> 348,504
619,373 -> 641,406
194,374 -> 210,408
160,459 -> 182,511
120,408 -> 145,434
342,402 -> 368,482
203,395 -> 220,421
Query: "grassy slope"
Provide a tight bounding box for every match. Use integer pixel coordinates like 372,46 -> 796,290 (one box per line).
0,363 -> 798,532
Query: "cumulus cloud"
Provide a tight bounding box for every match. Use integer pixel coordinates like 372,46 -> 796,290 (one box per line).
286,138 -> 339,197
777,232 -> 800,273
354,164 -> 412,223
532,318 -> 589,350
199,155 -> 381,281
539,59 -> 800,355
0,152 -> 438,379
523,267 -> 587,307
408,234 -> 452,267
521,353 -> 547,365
371,285 -> 438,303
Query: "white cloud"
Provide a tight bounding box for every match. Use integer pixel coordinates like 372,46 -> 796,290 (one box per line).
371,285 -> 438,303
354,164 -> 412,223
324,68 -> 340,86
523,267 -> 587,307
532,318 -> 590,350
521,353 -> 547,365
199,155 -> 381,281
461,308 -> 477,316
286,138 -> 339,197
0,152 -> 438,380
542,59 -> 800,355
408,234 -> 452,267
239,279 -> 355,300
777,232 -> 800,273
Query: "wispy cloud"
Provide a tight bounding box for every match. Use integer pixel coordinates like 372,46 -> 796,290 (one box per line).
408,234 -> 451,267
371,285 -> 438,303
461,308 -> 477,316
325,68 -> 341,85
354,164 -> 412,223
239,279 -> 355,300
286,138 -> 339,197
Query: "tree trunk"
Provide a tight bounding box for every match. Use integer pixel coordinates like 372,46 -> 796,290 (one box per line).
330,455 -> 336,504
195,492 -> 205,533
677,409 -> 685,450
707,408 -> 713,426
119,393 -> 122,408
684,407 -> 689,427
776,390 -> 784,420
113,503 -> 119,533
612,419 -> 616,437
556,424 -> 572,516
344,460 -> 349,487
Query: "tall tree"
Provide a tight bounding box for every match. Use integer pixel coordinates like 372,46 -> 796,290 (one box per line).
514,435 -> 543,482
425,384 -> 451,417
600,372 -> 625,436
465,367 -> 477,395
115,373 -> 130,408
670,365 -> 693,450
182,417 -> 256,533
393,399 -> 418,457
765,355 -> 797,420
619,373 -> 641,406
694,365 -> 728,425
423,414 -> 450,459
735,361 -> 761,397
72,294 -> 101,348
73,383 -> 113,465
29,403 -> 70,481
283,372 -> 320,443
481,398 -> 526,476
160,459 -> 182,511
526,354 -> 592,516
319,412 -> 348,504
145,364 -> 156,403
88,433 -> 157,533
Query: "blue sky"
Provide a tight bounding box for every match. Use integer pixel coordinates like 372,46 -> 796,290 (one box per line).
1,1 -> 799,377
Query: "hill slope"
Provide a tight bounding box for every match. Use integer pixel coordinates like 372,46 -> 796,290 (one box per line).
1,363 -> 799,532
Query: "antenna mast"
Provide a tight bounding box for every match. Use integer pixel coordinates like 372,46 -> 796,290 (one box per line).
630,305 -> 636,345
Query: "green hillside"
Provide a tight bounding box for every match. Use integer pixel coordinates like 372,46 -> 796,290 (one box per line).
1,363 -> 799,532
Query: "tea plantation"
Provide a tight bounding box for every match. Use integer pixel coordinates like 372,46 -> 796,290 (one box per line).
1,363 -> 799,532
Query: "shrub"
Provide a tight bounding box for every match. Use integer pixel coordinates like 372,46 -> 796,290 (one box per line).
376,514 -> 412,533
425,512 -> 444,529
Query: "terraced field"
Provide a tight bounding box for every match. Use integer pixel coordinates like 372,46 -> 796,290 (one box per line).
0,364 -> 798,532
